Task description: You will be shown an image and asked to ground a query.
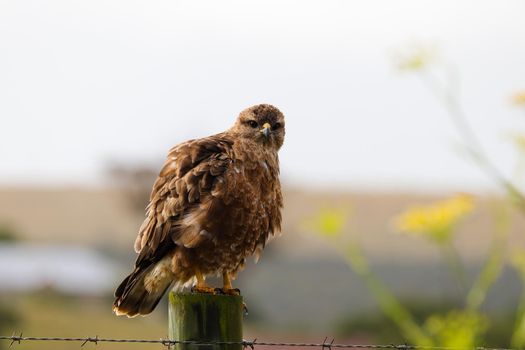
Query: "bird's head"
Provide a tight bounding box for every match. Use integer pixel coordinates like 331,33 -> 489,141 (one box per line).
232,104 -> 285,150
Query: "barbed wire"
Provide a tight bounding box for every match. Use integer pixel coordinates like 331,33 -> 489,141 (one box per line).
0,334 -> 521,350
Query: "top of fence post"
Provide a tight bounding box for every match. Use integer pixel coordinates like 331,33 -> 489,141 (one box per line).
168,292 -> 244,350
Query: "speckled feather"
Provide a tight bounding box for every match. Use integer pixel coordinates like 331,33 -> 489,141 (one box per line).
113,104 -> 285,317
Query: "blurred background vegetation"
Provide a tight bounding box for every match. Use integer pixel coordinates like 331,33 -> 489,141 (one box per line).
303,49 -> 525,347
1,1 -> 525,349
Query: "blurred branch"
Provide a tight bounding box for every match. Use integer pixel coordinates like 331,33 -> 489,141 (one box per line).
465,202 -> 509,312
417,70 -> 525,214
511,249 -> 525,347
511,291 -> 525,348
441,243 -> 466,294
337,238 -> 433,346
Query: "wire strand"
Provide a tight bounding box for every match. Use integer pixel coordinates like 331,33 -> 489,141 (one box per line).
0,335 -> 522,350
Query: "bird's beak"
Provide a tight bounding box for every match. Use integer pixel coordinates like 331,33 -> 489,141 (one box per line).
260,123 -> 271,138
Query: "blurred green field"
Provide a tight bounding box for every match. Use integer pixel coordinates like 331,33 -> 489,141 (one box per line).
1,293 -> 166,350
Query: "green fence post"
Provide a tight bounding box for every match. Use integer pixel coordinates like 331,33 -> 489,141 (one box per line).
168,292 -> 243,350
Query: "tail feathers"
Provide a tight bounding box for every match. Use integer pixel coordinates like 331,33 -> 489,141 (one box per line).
113,259 -> 174,317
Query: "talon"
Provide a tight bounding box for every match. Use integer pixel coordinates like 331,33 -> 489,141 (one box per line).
222,288 -> 241,296
192,269 -> 214,294
214,287 -> 225,295
191,285 -> 216,294
243,302 -> 249,315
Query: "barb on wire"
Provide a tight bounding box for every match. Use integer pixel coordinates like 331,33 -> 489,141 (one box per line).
322,337 -> 335,350
162,335 -> 172,349
0,334 -> 522,350
395,342 -> 410,350
244,338 -> 257,350
9,332 -> 22,349
81,336 -> 99,347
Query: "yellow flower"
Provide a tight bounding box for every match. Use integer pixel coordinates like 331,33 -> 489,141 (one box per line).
395,194 -> 474,243
392,44 -> 437,72
512,91 -> 525,106
424,311 -> 488,348
303,207 -> 348,238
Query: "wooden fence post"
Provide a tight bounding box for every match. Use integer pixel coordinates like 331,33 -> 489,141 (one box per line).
168,292 -> 243,350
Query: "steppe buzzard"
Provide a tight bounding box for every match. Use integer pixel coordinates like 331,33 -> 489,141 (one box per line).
113,104 -> 285,317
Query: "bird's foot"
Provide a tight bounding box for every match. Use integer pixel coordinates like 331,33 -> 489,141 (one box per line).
191,285 -> 216,294
221,288 -> 241,296
213,287 -> 241,296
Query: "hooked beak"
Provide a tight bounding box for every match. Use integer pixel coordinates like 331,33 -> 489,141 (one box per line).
260,123 -> 271,138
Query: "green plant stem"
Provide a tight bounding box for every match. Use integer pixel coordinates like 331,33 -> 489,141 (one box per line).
418,71 -> 525,214
511,289 -> 525,348
338,239 -> 433,346
466,203 -> 508,312
441,242 -> 467,295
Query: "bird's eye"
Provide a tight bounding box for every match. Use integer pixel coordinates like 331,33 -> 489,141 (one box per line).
247,120 -> 258,128
273,122 -> 282,130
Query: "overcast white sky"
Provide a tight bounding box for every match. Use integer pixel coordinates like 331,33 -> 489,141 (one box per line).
1,0 -> 524,192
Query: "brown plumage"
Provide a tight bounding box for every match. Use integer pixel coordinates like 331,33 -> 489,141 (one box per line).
113,104 -> 285,317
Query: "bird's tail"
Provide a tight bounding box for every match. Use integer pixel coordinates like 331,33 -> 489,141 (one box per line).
113,256 -> 174,317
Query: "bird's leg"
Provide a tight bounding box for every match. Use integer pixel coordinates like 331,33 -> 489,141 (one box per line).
220,271 -> 247,314
220,271 -> 241,296
191,268 -> 215,294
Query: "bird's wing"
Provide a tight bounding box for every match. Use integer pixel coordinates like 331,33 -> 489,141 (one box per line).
133,133 -> 234,264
